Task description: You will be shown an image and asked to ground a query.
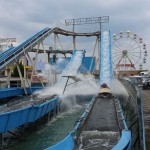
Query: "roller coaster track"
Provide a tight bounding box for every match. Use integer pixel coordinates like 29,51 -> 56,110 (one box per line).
0,27 -> 99,71
54,28 -> 100,37
0,27 -> 52,70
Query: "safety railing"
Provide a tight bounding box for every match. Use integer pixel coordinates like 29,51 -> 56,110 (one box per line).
0,28 -> 47,63
0,28 -> 53,69
45,133 -> 74,150
113,97 -> 132,150
119,78 -> 146,150
0,47 -> 14,59
0,87 -> 42,99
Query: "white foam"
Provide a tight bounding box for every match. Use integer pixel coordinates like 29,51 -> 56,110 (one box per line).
100,31 -> 112,86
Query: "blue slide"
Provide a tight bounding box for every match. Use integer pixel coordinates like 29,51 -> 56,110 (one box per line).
100,31 -> 112,85
0,28 -> 54,70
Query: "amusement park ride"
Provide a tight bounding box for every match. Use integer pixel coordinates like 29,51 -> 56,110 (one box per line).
0,16 -> 147,150
112,31 -> 147,70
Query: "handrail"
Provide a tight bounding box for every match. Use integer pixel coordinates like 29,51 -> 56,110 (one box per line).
115,97 -> 128,131
0,47 -> 14,59
139,89 -> 146,150
118,77 -> 146,149
0,28 -> 52,70
0,27 -> 89,71
0,28 -> 48,62
112,98 -> 132,150
74,96 -> 95,131
112,130 -> 131,150
45,133 -> 74,150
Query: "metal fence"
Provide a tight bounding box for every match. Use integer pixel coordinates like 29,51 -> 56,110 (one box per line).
119,78 -> 146,150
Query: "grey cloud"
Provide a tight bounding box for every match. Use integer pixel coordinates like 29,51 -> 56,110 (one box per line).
0,0 -> 150,52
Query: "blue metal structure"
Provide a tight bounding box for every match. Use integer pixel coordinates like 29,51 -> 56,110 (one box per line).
0,87 -> 42,99
119,78 -> 146,149
0,49 -> 85,100
112,98 -> 132,150
100,31 -> 112,85
0,48 -> 85,135
45,133 -> 74,150
0,96 -> 60,133
0,47 -> 14,59
0,27 -> 146,149
112,130 -> 131,150
0,27 -> 60,70
99,32 -> 132,149
45,96 -> 132,150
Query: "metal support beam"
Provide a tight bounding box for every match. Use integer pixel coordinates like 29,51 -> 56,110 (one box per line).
98,35 -> 100,70
41,41 -> 48,64
30,44 -> 40,86
63,77 -> 69,94
73,36 -> 76,50
65,16 -> 109,29
6,66 -> 12,88
24,52 -> 33,93
16,62 -> 27,95
30,43 -> 44,87
56,34 -> 63,50
23,51 -> 27,79
89,37 -> 98,73
26,52 -> 33,66
8,131 -> 17,137
92,58 -> 99,74
54,33 -> 56,50
48,53 -> 50,63
0,133 -> 2,148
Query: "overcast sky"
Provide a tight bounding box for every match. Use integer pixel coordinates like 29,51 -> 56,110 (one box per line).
0,0 -> 150,69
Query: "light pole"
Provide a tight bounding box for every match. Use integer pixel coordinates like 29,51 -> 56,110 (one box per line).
65,16 -> 109,33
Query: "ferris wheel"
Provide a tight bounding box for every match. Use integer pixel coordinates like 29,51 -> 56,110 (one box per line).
112,31 -> 147,70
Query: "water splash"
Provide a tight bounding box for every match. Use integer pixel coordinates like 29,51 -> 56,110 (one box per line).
100,31 -> 112,86
35,74 -> 99,97
110,78 -> 128,97
34,50 -> 98,110
78,130 -> 119,150
37,58 -> 68,85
